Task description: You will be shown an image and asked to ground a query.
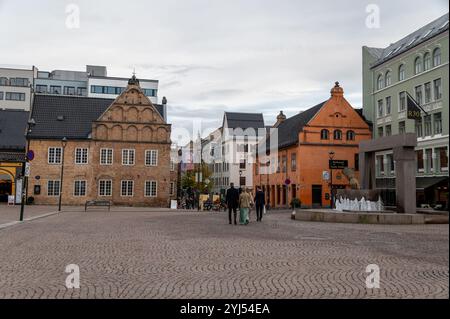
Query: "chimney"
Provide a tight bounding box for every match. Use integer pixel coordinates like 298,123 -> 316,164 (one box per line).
274,110 -> 286,127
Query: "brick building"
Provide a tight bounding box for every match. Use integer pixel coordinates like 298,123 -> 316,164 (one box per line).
27,76 -> 176,207
254,82 -> 372,208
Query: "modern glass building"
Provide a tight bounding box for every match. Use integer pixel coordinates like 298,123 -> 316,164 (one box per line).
362,13 -> 449,207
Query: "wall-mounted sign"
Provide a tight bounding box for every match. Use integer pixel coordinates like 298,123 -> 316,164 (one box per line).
329,160 -> 348,169
284,178 -> 291,185
26,150 -> 35,161
24,162 -> 31,177
322,171 -> 330,181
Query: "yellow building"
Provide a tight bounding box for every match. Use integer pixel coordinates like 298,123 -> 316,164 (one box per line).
0,109 -> 28,203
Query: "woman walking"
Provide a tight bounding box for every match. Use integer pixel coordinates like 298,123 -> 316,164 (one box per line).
239,188 -> 254,225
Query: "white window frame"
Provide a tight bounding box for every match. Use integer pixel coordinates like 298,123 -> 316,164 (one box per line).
144,180 -> 158,197
75,148 -> 88,165
122,149 -> 135,166
145,149 -> 158,166
100,148 -> 113,165
74,180 -> 87,197
48,147 -> 62,164
47,180 -> 61,196
120,180 -> 134,197
98,179 -> 112,197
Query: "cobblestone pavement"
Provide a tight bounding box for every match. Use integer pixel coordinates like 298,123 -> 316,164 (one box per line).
0,209 -> 448,299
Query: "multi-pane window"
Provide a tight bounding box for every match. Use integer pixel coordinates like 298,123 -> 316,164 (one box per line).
9,77 -> 29,87
385,125 -> 392,137
145,150 -> 158,166
385,71 -> 391,87
47,180 -> 60,196
414,57 -> 422,74
424,82 -> 431,103
424,52 -> 431,71
434,78 -> 442,100
281,155 -> 287,173
100,148 -> 113,165
385,96 -> 391,114
240,160 -> 246,169
291,153 -> 297,171
434,113 -> 442,134
433,48 -> 441,67
122,149 -> 135,165
424,115 -> 432,136
378,126 -> 384,138
75,148 -> 88,164
387,154 -> 395,173
398,64 -> 405,81
64,86 -> 76,95
398,121 -> 406,135
333,130 -> 342,140
36,85 -> 48,93
377,155 -> 384,175
170,160 -> 176,171
99,180 -> 112,196
399,92 -> 406,111
77,87 -> 87,96
5,92 -> 25,101
240,176 -> 246,187
145,181 -> 157,197
74,180 -> 86,196
377,99 -> 383,117
417,150 -> 424,171
377,75 -> 383,90
48,147 -> 62,164
415,119 -> 423,138
438,147 -> 448,171
121,180 -> 134,196
320,129 -> 329,140
346,130 -> 355,140
49,85 -> 61,94
415,85 -> 423,105
426,149 -> 433,171
0,91 -> 3,100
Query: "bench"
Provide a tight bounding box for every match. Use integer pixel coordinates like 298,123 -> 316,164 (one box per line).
85,200 -> 111,211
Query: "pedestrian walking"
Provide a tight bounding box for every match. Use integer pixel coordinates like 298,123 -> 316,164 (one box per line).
225,183 -> 239,225
239,188 -> 254,225
254,186 -> 265,222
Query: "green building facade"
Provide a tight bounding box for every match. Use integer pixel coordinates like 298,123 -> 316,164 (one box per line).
362,13 -> 449,207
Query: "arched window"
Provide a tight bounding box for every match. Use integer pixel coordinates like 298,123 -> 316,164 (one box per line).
433,47 -> 441,67
385,71 -> 391,87
377,74 -> 383,90
423,52 -> 431,71
333,130 -> 342,140
414,57 -> 422,74
346,130 -> 355,141
398,64 -> 405,81
320,129 -> 329,140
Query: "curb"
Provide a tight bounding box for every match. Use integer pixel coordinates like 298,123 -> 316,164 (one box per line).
0,210 -> 62,230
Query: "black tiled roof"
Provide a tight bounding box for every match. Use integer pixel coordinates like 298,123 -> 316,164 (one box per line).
29,95 -> 165,139
273,101 -> 326,149
369,13 -> 448,68
0,109 -> 29,150
224,112 -> 265,133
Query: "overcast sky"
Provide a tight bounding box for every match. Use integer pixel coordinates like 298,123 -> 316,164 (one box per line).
0,0 -> 448,140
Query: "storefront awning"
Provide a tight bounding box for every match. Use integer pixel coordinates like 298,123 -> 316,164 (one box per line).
416,176 -> 449,190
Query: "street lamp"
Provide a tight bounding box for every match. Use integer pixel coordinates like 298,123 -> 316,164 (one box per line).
19,118 -> 36,221
58,137 -> 68,212
328,151 -> 335,209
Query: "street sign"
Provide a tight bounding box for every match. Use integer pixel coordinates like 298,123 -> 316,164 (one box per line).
284,178 -> 291,185
24,162 -> 31,177
329,160 -> 348,169
26,150 -> 35,161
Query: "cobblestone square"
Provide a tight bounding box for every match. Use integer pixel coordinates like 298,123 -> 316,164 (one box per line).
0,208 -> 448,299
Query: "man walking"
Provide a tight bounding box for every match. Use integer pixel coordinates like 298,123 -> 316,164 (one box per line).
254,186 -> 265,222
239,188 -> 254,225
225,183 -> 239,225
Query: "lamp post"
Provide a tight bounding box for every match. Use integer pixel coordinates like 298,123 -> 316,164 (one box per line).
329,151 -> 335,209
58,137 -> 67,212
19,118 -> 36,221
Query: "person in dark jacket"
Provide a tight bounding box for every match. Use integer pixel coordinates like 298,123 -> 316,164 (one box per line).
225,183 -> 240,225
254,186 -> 265,222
